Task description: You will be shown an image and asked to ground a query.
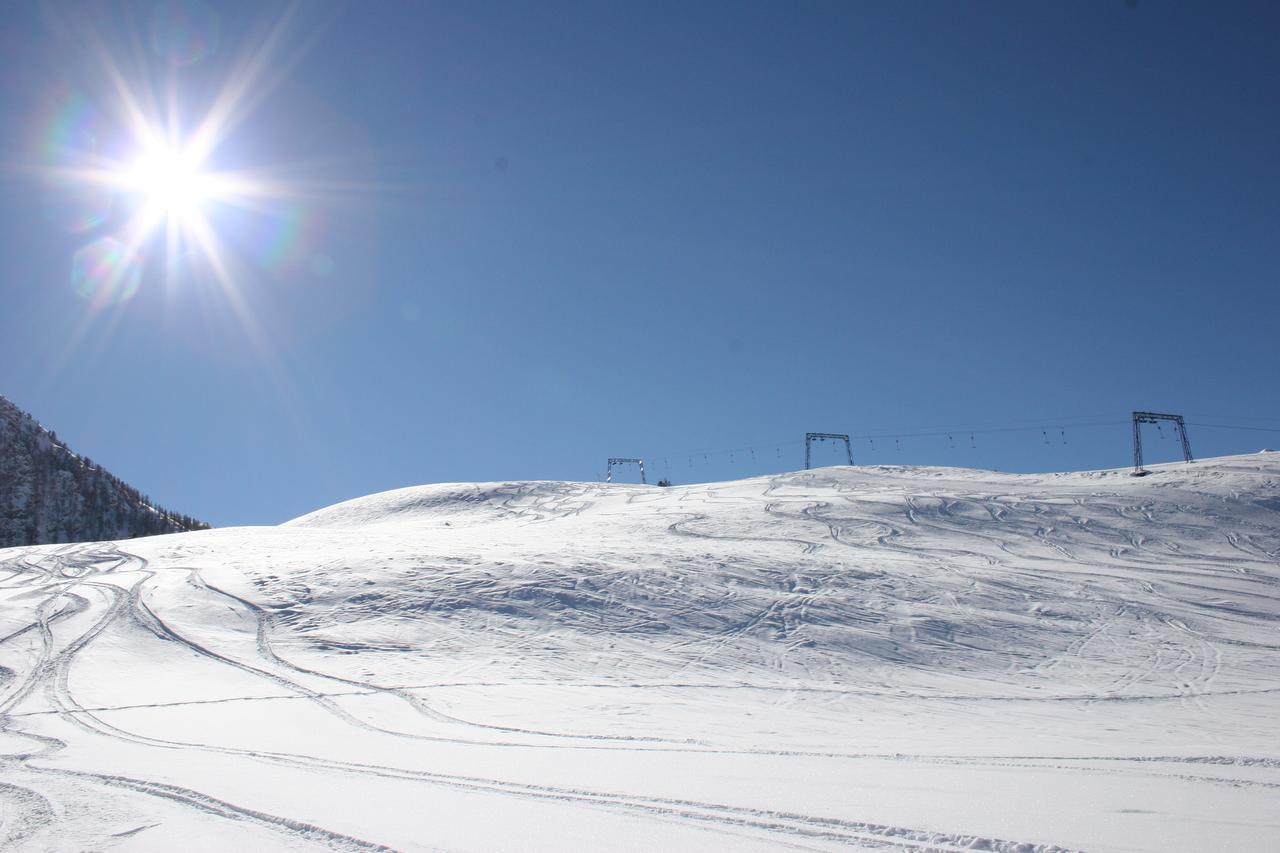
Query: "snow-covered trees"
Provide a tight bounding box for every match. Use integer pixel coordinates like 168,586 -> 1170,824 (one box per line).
0,395 -> 208,547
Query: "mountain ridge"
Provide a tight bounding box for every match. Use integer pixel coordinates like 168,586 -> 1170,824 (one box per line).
0,394 -> 208,547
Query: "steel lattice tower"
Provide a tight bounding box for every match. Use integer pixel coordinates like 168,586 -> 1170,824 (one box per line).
804,433 -> 853,469
606,458 -> 646,484
1131,412 -> 1193,475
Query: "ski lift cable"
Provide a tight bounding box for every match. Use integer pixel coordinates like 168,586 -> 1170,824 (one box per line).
1186,413 -> 1280,425
649,418 -> 1131,464
1188,422 -> 1280,433
641,414 -> 1280,473
848,419 -> 1126,442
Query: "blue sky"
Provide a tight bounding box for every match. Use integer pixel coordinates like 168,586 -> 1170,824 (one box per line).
2,1 -> 1279,526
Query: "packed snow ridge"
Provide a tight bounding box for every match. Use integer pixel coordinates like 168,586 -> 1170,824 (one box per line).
1,453 -> 1278,851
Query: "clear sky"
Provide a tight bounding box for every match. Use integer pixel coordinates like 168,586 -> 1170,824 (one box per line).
2,1 -> 1278,527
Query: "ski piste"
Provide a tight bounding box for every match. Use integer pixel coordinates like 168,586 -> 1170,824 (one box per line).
2,452 -> 1277,850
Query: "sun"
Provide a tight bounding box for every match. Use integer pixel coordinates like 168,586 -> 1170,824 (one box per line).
33,0 -> 334,363
122,143 -> 219,221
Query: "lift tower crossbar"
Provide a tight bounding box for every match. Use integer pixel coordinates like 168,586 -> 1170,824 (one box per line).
1131,411 -> 1193,476
606,458 -> 646,484
805,433 -> 853,470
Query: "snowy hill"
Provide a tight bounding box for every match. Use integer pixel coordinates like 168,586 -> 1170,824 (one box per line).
0,395 -> 207,547
1,454 -> 1278,850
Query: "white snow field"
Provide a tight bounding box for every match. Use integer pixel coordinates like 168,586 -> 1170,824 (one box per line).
2,453 -> 1278,851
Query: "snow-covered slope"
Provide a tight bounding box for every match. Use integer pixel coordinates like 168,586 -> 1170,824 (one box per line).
1,454 -> 1278,851
0,395 -> 207,547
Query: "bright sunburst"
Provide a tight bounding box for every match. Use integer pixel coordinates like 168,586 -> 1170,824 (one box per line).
27,1 -> 382,378
123,142 -> 218,220
104,122 -> 253,273
28,2 -> 312,361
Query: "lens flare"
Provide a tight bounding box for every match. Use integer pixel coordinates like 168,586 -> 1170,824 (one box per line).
24,0 -> 378,376
238,200 -> 309,273
43,167 -> 113,233
149,0 -> 220,68
42,91 -> 97,162
71,237 -> 142,306
40,95 -> 114,232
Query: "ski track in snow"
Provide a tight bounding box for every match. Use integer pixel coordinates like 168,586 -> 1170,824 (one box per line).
1,455 -> 1279,850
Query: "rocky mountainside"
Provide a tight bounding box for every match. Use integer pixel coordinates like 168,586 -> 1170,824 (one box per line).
0,395 -> 207,547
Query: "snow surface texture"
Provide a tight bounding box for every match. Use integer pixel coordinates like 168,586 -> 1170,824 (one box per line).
1,453 -> 1278,851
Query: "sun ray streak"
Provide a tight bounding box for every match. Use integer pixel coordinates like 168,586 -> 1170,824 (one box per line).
183,210 -> 273,362
185,4 -> 303,166
23,0 -> 366,391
